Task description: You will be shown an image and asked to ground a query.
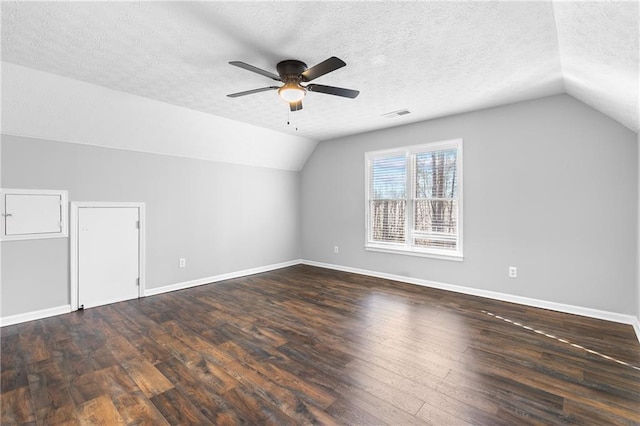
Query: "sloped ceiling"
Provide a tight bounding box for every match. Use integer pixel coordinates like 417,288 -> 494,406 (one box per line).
553,1 -> 638,134
1,1 -> 637,170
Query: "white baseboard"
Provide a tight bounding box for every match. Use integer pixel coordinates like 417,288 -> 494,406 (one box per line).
632,317 -> 640,343
144,259 -> 302,297
0,304 -> 71,327
301,259 -> 640,344
3,260 -> 639,345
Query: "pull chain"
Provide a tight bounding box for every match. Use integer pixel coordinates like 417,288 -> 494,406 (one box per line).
286,110 -> 299,131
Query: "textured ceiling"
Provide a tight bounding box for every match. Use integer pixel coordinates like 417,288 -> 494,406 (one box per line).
1,1 -> 638,144
553,1 -> 638,134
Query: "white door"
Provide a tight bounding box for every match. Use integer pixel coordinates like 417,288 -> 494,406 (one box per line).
78,207 -> 140,309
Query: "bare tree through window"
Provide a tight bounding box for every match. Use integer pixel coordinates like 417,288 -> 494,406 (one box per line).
414,149 -> 458,249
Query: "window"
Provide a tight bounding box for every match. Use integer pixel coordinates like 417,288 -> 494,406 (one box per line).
365,139 -> 462,260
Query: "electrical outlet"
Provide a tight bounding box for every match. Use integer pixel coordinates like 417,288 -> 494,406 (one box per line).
334,245 -> 339,254
179,258 -> 186,268
508,266 -> 517,278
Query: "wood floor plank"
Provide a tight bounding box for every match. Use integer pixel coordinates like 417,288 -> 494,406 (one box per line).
150,326 -> 240,395
68,365 -> 135,406
223,359 -> 337,425
342,368 -> 424,415
346,357 -> 441,401
1,334 -> 24,373
1,367 -> 29,393
106,335 -> 142,363
562,397 -> 640,425
0,386 -> 36,424
150,388 -> 213,425
325,398 -> 386,425
119,358 -> 174,398
127,333 -> 174,366
19,333 -> 50,365
146,328 -> 196,364
155,356 -> 251,425
181,353 -> 238,395
415,400 -> 477,426
220,385 -> 298,426
111,392 -> 170,426
36,404 -> 80,425
463,346 -> 640,420
222,341 -> 337,409
437,369 -> 566,424
335,382 -> 430,426
53,339 -> 105,380
26,358 -> 74,417
159,320 -> 235,366
1,265 -> 638,424
68,369 -> 112,407
77,395 -> 126,425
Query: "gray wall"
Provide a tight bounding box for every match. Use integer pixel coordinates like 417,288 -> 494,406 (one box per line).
1,136 -> 301,317
2,94 -> 638,320
301,94 -> 638,315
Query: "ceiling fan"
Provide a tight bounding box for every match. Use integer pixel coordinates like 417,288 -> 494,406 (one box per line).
226,56 -> 359,111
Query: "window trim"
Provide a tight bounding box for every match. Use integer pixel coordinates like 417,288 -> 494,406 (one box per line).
364,138 -> 463,261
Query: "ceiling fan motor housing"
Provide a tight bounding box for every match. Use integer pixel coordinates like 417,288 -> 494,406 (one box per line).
276,60 -> 308,82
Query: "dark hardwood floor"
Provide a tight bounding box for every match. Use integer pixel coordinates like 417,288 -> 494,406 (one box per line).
2,265 -> 639,425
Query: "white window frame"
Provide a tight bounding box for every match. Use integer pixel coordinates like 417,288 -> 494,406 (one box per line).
365,139 -> 463,261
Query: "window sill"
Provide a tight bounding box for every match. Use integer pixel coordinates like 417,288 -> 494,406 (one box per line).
365,244 -> 464,262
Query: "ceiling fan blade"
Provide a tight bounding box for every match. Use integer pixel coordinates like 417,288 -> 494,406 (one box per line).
227,86 -> 279,98
307,84 -> 360,99
301,57 -> 346,82
229,61 -> 281,81
290,100 -> 303,112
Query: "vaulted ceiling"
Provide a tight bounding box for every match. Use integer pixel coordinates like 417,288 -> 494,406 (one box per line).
1,1 -> 638,169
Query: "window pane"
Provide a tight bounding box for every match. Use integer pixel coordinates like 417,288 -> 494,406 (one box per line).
371,155 -> 406,199
414,199 -> 457,249
370,200 -> 406,243
415,149 -> 457,198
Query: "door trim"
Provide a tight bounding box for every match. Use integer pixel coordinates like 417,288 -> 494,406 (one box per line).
70,202 -> 146,311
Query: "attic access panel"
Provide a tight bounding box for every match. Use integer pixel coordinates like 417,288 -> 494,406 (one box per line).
1,189 -> 68,241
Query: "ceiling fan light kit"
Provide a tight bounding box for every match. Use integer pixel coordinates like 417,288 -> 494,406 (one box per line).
278,82 -> 307,102
227,56 -> 359,112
